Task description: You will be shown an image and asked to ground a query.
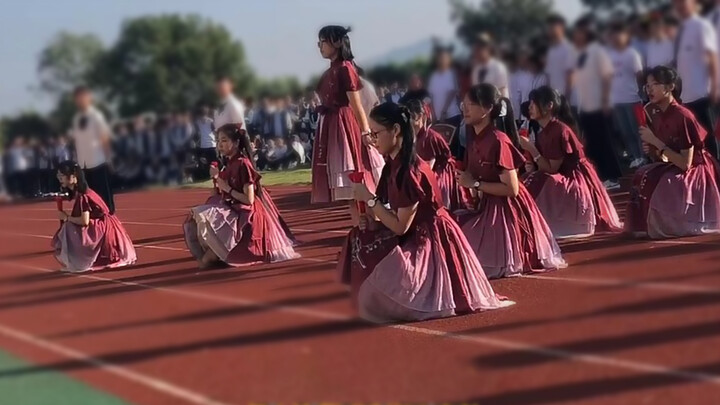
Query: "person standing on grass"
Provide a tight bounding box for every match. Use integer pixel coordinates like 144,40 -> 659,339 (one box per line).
521,86 -> 623,239
311,26 -> 378,209
625,66 -> 720,238
214,76 -> 246,133
337,102 -> 511,323
607,21 -> 647,169
673,0 -> 720,159
52,160 -> 136,273
184,124 -> 298,269
72,86 -> 115,214
455,84 -> 566,279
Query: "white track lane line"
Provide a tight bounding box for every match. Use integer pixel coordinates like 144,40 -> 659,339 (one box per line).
4,260 -> 720,386
1,233 -> 720,384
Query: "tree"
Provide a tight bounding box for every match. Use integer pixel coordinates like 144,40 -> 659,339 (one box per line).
252,76 -> 304,99
581,0 -> 669,14
37,32 -> 105,98
94,14 -> 254,116
451,0 -> 554,47
0,112 -> 53,144
366,58 -> 432,87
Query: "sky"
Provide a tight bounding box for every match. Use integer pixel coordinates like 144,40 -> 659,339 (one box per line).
0,0 -> 582,117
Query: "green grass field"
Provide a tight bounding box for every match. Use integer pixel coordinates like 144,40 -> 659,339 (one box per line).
184,168 -> 311,189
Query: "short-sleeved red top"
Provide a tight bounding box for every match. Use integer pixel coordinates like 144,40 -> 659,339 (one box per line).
219,154 -> 261,206
71,188 -> 109,219
415,126 -> 452,170
648,101 -> 707,165
535,118 -> 586,175
465,125 -> 525,182
316,59 -> 362,111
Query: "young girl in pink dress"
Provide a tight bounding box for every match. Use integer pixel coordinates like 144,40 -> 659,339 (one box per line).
184,125 -> 299,268
337,102 -> 510,323
53,161 -> 136,272
456,84 -> 566,279
406,99 -> 471,212
626,66 -> 720,238
520,86 -> 623,238
312,26 -> 383,208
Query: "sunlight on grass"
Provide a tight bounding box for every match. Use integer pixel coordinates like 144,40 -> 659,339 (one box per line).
184,168 -> 311,188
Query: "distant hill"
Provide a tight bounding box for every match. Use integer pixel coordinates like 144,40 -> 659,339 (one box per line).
361,37 -> 468,67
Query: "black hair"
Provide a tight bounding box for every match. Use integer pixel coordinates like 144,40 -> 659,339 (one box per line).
466,84 -> 520,148
573,15 -> 598,42
646,65 -> 683,103
404,98 -> 425,118
319,25 -> 354,62
57,160 -> 88,198
73,85 -> 89,96
546,14 -> 566,26
665,16 -> 679,27
528,86 -> 581,136
369,102 -> 416,191
217,124 -> 263,196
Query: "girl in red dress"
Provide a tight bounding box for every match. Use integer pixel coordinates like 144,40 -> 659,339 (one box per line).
626,66 -> 720,238
406,99 -> 471,212
456,84 -> 566,279
53,161 -> 136,272
312,26 -> 382,209
337,102 -> 510,323
184,125 -> 299,268
520,86 -> 623,238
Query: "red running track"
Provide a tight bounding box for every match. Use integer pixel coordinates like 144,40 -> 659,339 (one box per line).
0,186 -> 720,404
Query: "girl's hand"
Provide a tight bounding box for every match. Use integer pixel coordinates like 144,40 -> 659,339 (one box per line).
642,142 -> 652,155
639,126 -> 659,148
209,165 -> 220,179
352,182 -> 373,202
518,135 -> 533,151
456,171 -> 477,189
57,211 -> 68,222
216,178 -> 231,193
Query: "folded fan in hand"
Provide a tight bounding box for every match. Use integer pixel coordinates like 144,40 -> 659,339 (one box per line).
452,160 -> 466,172
348,171 -> 367,214
210,161 -> 219,189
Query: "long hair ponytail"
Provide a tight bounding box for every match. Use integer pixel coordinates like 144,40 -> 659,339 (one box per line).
57,160 -> 88,199
529,86 -> 581,136
217,124 -> 263,197
467,84 -> 520,148
369,102 -> 416,196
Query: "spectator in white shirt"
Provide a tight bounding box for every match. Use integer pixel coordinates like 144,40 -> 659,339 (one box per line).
470,33 -> 509,98
427,45 -> 462,127
214,76 -> 246,130
71,86 -> 115,213
608,21 -> 647,168
571,16 -> 623,189
674,0 -> 720,158
646,14 -> 675,68
509,51 -> 533,122
545,14 -> 577,111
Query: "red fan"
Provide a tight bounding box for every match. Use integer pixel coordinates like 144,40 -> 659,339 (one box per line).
210,161 -> 219,190
55,196 -> 64,225
518,127 -> 529,140
633,103 -> 648,128
348,171 -> 367,214
452,159 -> 466,172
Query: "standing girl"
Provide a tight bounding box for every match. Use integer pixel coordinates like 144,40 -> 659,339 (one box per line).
626,66 -> 720,238
312,26 -> 379,205
406,99 -> 471,212
184,125 -> 299,268
520,86 -> 623,239
337,102 -> 510,323
456,84 -> 566,279
53,161 -> 136,272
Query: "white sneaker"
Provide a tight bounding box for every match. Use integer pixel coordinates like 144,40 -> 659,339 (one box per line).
629,158 -> 646,169
603,180 -> 621,191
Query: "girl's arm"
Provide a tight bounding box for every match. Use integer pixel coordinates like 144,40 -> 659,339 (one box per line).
347,91 -> 370,134
659,145 -> 693,172
65,211 -> 90,227
532,154 -> 563,174
477,169 -> 520,198
369,201 -> 418,236
226,183 -> 255,205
